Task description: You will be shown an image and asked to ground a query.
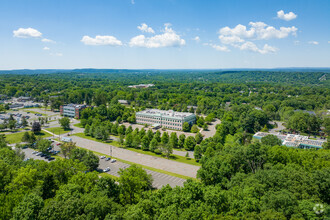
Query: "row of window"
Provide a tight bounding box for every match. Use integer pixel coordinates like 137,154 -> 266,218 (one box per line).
137,116 -> 183,123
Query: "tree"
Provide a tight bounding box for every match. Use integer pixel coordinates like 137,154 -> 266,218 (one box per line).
60,142 -> 76,159
184,136 -> 196,151
159,144 -> 173,159
179,134 -> 186,149
132,135 -> 141,148
154,130 -> 161,142
183,122 -> 190,132
21,132 -> 30,143
202,123 -> 208,131
118,164 -> 153,204
84,124 -> 90,136
205,113 -> 215,124
169,132 -> 178,149
161,132 -> 169,144
70,148 -> 99,171
149,137 -> 158,152
189,107 -> 195,113
197,117 -> 205,127
12,193 -> 44,220
8,119 -> 16,130
261,135 -> 282,146
21,117 -> 28,127
125,133 -> 133,147
195,132 -> 203,144
37,139 -> 52,153
194,145 -> 202,161
58,117 -> 70,130
141,136 -> 149,151
119,134 -> 125,145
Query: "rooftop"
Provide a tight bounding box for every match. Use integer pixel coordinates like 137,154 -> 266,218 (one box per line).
137,109 -> 195,119
64,104 -> 86,109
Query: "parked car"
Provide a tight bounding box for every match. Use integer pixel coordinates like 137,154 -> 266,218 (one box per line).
36,152 -> 42,156
22,145 -> 28,149
56,143 -> 61,146
105,157 -> 111,161
48,157 -> 55,161
100,156 -> 106,159
23,158 -> 30,161
103,167 -> 110,172
111,159 -> 116,163
32,151 -> 38,154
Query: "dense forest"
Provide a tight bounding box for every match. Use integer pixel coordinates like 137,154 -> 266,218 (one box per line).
0,70 -> 329,219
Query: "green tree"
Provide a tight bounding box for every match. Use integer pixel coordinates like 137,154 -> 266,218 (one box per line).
154,130 -> 161,142
58,117 -> 71,130
179,134 -> 186,149
184,136 -> 196,151
161,132 -> 169,144
37,139 -> 51,153
261,134 -> 282,146
169,132 -> 178,149
12,193 -> 44,220
70,148 -> 99,171
60,142 -> 77,159
84,124 -> 90,136
182,122 -> 190,132
195,132 -> 203,144
125,133 -> 133,147
21,132 -> 30,143
194,145 -> 202,161
141,136 -> 150,151
118,164 -> 153,204
149,137 -> 158,152
159,144 -> 173,159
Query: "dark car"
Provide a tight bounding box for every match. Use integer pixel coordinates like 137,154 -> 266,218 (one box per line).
40,153 -> 46,157
105,157 -> 111,161
48,157 -> 55,161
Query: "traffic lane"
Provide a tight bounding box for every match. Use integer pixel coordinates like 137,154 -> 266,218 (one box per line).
98,157 -> 185,188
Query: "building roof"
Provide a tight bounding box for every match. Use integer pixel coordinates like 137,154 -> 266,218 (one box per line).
63,104 -> 86,109
137,109 -> 195,119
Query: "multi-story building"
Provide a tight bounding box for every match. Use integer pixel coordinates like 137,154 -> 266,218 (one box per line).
60,104 -> 86,119
136,109 -> 196,130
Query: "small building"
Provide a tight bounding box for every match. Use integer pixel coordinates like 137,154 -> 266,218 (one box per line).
61,137 -> 72,142
17,96 -> 32,102
60,104 -> 87,119
136,109 -> 196,130
118,100 -> 129,105
9,103 -> 24,109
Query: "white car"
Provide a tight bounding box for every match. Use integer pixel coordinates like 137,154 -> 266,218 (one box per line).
111,159 -> 116,163
32,151 -> 38,154
100,156 -> 105,159
103,167 -> 110,172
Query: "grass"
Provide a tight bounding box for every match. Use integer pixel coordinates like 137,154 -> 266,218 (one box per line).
99,172 -> 119,181
45,127 -> 72,135
73,133 -> 200,166
0,128 -> 27,134
5,131 -> 52,144
73,123 -> 84,128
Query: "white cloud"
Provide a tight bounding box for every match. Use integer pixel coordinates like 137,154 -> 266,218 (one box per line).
308,41 -> 319,45
277,10 -> 297,21
204,43 -> 230,52
50,52 -> 62,56
219,24 -> 255,38
13,27 -> 42,38
43,47 -> 50,50
81,35 -> 122,46
249,22 -> 297,40
42,38 -> 55,43
219,35 -> 244,44
129,24 -> 185,48
238,41 -> 277,54
131,0 -> 135,4
193,36 -> 200,42
137,23 -> 155,34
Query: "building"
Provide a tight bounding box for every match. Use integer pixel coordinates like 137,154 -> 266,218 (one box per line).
60,104 -> 86,119
17,96 -> 32,102
136,109 -> 196,130
253,132 -> 326,149
128,84 -> 154,88
118,100 -> 129,105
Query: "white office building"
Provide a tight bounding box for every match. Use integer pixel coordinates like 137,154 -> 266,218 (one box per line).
136,109 -> 196,130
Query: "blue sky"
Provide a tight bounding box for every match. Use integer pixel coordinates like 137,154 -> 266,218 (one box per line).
0,0 -> 329,69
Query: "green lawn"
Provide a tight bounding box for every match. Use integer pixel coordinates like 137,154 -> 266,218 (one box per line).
45,127 -> 72,135
73,123 -> 84,128
5,131 -> 51,144
0,128 -> 28,133
73,133 -> 200,166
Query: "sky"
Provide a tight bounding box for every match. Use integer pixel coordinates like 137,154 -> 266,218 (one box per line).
0,0 -> 329,69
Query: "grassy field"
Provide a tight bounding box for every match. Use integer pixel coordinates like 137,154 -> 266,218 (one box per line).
0,128 -> 28,134
5,131 -> 51,144
73,123 -> 84,128
45,127 -> 72,135
73,133 -> 200,166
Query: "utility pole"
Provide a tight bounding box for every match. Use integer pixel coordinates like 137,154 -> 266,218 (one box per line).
110,145 -> 112,157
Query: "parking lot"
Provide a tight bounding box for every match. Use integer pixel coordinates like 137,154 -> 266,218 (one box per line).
98,157 -> 185,188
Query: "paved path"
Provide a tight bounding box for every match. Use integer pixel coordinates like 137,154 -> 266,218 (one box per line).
70,135 -> 199,178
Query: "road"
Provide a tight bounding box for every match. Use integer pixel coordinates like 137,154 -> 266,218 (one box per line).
70,135 -> 199,178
